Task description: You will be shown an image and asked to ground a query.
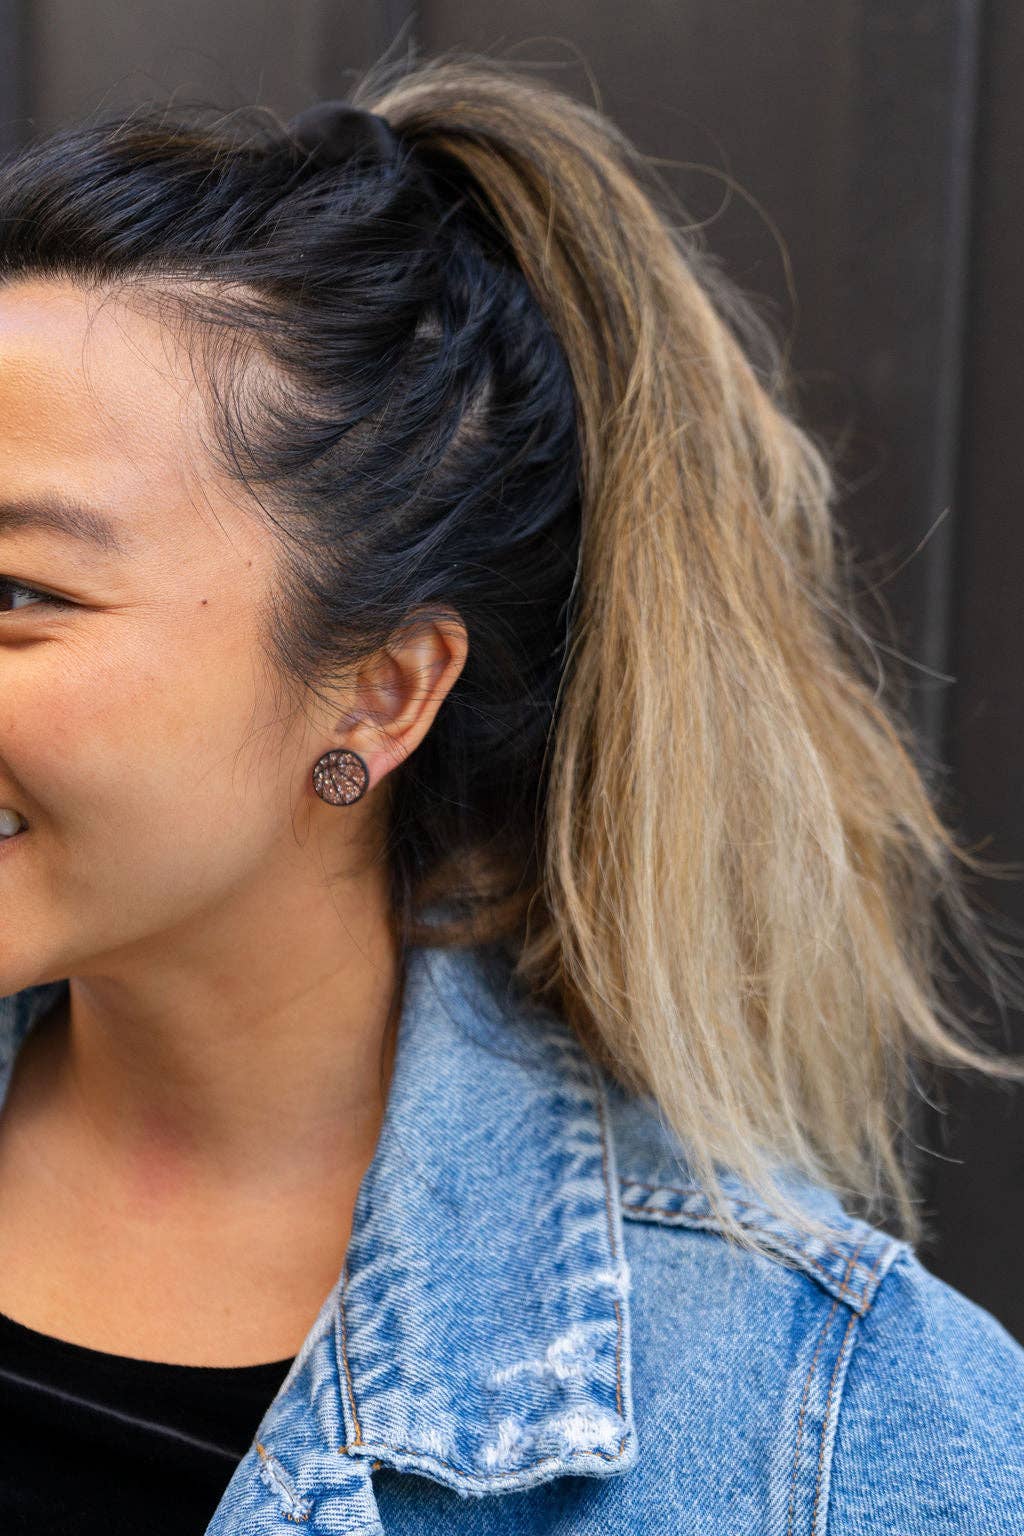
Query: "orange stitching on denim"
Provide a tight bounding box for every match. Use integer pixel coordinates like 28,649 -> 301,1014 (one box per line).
784,1233 -> 869,1536
785,1300 -> 841,1536
809,1241 -> 889,1535
620,1181 -> 879,1306
255,1442 -> 313,1524
620,1199 -> 872,1308
334,1065 -> 631,1473
337,1253 -> 364,1448
620,1199 -> 859,1299
621,1178 -> 851,1264
593,1069 -> 626,1421
337,1433 -> 630,1473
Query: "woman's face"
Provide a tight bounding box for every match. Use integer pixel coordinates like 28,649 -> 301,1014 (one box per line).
0,278 -> 396,991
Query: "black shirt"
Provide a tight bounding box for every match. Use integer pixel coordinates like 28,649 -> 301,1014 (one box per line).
0,1307 -> 295,1533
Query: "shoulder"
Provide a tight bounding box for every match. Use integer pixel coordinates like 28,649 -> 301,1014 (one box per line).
600,1076 -> 1024,1535
825,1242 -> 1024,1532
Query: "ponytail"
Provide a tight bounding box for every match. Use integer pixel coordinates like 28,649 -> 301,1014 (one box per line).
7,48 -> 1017,1258
366,53 -> 1024,1253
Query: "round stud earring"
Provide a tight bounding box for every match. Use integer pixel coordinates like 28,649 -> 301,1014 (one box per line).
311,747 -> 370,805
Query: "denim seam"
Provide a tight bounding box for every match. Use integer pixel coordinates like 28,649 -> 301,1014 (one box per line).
620,1179 -> 852,1263
591,1062 -> 627,1424
337,1252 -> 365,1454
620,1180 -> 888,1310
621,1202 -> 872,1307
336,1438 -> 631,1475
808,1241 -> 889,1536
254,1441 -> 314,1524
784,1233 -> 869,1536
334,1023 -> 633,1484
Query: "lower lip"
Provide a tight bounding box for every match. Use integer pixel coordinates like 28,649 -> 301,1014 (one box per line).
0,829 -> 28,859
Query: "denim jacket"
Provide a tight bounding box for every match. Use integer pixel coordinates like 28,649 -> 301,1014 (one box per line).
1,938 -> 1022,1533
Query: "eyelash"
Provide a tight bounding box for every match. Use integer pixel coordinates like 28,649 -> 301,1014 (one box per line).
0,578 -> 74,614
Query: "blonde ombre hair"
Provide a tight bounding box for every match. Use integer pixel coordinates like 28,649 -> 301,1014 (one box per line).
364,53 -> 1024,1258
7,47 -> 1018,1264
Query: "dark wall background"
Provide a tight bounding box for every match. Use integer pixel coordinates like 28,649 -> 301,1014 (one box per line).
1,0 -> 1020,1340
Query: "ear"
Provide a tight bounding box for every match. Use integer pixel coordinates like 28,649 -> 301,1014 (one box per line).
319,617 -> 468,789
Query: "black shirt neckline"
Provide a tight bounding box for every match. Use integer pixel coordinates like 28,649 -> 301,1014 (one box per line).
0,1305 -> 295,1378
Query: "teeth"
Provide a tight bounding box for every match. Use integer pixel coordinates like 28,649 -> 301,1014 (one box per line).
0,808 -> 25,837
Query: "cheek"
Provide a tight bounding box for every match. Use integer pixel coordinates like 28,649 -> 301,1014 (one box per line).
5,628 -> 285,893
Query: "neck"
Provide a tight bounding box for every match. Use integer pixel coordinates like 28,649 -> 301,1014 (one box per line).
6,867 -> 403,1215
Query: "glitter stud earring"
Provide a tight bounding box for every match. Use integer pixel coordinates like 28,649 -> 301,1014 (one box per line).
311,747 -> 370,805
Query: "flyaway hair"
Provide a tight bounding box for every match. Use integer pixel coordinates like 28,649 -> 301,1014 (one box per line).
1,49 -> 1021,1258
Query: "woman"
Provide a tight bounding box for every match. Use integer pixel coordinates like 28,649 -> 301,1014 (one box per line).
0,49 -> 1020,1535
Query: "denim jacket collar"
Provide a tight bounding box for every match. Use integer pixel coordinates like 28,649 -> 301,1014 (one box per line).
322,939 -> 636,1488
0,938 -> 638,1529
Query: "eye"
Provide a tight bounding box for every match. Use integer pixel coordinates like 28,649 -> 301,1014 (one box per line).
0,577 -> 75,614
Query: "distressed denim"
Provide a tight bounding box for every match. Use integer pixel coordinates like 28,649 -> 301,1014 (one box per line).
2,939 -> 1023,1533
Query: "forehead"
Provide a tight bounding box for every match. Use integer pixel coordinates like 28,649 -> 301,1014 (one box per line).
0,278 -> 223,535
0,277 -> 205,445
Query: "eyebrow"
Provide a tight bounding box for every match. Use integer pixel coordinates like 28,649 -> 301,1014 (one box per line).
0,494 -> 129,557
